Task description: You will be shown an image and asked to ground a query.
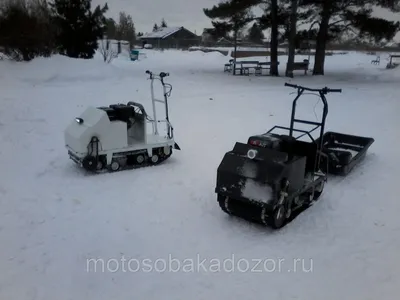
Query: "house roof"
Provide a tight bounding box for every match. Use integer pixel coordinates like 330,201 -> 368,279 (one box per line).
203,28 -> 214,34
141,27 -> 183,39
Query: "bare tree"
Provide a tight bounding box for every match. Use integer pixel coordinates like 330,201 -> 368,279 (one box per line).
98,38 -> 117,63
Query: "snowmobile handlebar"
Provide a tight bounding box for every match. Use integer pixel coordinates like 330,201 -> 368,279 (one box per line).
146,70 -> 173,97
284,82 -> 342,94
146,70 -> 169,79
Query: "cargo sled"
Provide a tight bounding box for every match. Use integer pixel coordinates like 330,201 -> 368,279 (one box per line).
316,131 -> 374,176
64,70 -> 180,172
215,83 -> 374,229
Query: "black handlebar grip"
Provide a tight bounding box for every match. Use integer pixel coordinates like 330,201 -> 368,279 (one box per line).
330,89 -> 342,93
146,71 -> 170,78
284,82 -> 298,88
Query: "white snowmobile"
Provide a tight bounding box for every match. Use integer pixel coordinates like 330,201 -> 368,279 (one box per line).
64,70 -> 180,172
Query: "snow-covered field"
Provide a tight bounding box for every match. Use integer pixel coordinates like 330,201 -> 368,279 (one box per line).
1,48 -> 399,300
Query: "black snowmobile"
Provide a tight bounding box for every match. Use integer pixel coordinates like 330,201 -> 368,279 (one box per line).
215,83 -> 374,229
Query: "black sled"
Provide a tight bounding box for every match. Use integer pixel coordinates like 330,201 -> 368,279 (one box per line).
215,83 -> 374,229
316,131 -> 374,176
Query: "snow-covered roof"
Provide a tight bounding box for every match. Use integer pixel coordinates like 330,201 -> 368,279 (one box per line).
140,27 -> 183,39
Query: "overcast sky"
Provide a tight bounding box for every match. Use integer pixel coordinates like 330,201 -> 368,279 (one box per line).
92,0 -> 219,34
92,0 -> 400,37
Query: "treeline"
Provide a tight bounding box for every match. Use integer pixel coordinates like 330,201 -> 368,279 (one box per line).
0,0 -> 138,62
203,0 -> 400,76
152,18 -> 168,32
104,12 -> 136,44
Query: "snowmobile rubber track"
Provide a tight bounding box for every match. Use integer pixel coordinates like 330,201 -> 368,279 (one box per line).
218,194 -> 315,229
84,146 -> 173,174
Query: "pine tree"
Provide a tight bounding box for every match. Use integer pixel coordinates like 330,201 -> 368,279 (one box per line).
105,18 -> 117,39
50,0 -> 108,59
208,22 -> 232,39
298,0 -> 400,75
160,18 -> 167,27
0,0 -> 56,61
248,22 -> 264,43
115,12 -> 136,44
153,23 -> 159,31
257,0 -> 291,76
285,0 -> 298,77
204,0 -> 261,74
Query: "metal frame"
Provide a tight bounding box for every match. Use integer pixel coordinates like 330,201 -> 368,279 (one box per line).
145,70 -> 174,139
267,125 -> 320,142
267,83 -> 341,174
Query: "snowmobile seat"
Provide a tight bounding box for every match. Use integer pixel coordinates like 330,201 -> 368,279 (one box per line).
279,134 -> 296,144
292,141 -> 318,173
99,106 -> 117,121
279,135 -> 318,174
109,104 -> 137,123
279,135 -> 297,158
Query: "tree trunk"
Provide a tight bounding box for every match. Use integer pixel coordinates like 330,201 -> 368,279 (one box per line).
233,28 -> 238,75
312,1 -> 331,75
270,0 -> 279,76
285,0 -> 298,78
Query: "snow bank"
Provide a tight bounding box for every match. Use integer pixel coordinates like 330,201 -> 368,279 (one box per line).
132,48 -> 226,65
1,49 -> 228,88
2,55 -> 121,84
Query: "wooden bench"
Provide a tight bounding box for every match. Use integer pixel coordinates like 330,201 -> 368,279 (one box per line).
255,61 -> 280,76
371,56 -> 380,65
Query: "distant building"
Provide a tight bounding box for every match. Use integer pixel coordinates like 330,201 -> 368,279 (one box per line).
139,27 -> 200,49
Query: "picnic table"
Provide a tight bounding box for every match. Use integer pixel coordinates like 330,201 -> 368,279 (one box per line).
234,61 -> 261,75
224,60 -> 280,76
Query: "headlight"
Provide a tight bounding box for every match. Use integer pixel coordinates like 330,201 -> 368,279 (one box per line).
75,118 -> 83,124
247,149 -> 257,159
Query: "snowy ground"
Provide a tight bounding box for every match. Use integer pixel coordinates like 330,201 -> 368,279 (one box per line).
1,48 -> 400,300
